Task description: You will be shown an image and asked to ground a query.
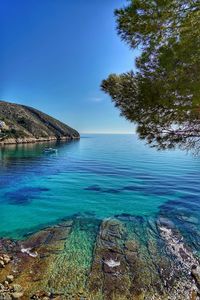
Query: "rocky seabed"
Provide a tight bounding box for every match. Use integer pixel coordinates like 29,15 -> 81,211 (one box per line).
0,215 -> 200,300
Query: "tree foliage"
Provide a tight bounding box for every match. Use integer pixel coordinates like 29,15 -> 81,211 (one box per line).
101,0 -> 200,153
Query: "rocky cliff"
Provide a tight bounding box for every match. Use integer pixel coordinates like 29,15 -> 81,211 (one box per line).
0,100 -> 79,144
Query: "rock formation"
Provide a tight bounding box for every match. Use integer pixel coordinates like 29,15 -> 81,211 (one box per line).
0,100 -> 79,144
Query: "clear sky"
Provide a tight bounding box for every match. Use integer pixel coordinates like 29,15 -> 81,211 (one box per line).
1,0 -> 138,133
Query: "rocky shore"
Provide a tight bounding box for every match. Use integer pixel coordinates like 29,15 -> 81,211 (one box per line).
0,136 -> 79,146
0,215 -> 199,300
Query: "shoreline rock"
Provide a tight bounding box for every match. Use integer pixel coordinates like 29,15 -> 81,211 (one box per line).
0,136 -> 80,146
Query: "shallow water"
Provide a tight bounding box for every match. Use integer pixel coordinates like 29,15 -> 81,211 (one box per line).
0,134 -> 200,241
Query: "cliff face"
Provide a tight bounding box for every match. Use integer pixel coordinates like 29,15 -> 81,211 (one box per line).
0,100 -> 79,144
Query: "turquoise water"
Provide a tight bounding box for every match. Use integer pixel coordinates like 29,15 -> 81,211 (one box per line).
0,134 -> 200,239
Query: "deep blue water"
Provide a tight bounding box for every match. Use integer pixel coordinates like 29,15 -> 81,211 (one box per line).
0,134 -> 200,240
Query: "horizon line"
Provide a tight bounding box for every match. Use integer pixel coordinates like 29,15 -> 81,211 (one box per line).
80,132 -> 135,135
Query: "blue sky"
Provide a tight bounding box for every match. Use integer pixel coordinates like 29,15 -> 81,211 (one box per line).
1,0 -> 138,133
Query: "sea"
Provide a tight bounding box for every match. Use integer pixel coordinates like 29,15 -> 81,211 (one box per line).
0,134 -> 199,251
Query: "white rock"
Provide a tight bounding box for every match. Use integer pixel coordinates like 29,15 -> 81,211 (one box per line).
6,275 -> 14,283
21,247 -> 38,258
104,259 -> 120,268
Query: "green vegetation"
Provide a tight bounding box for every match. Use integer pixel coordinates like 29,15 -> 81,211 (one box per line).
0,128 -> 24,139
102,0 -> 200,153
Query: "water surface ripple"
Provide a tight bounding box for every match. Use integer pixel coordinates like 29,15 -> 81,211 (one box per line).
0,134 -> 200,241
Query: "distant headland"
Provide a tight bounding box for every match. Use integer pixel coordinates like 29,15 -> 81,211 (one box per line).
0,100 -> 79,145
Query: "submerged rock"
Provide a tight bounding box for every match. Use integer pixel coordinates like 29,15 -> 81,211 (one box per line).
11,292 -> 24,299
6,275 -> 14,283
0,279 -> 23,300
20,247 -> 38,257
158,217 -> 199,269
191,265 -> 200,287
0,215 -> 199,299
12,285 -> 23,293
104,258 -> 120,268
157,217 -> 200,298
0,260 -> 5,268
1,294 -> 12,300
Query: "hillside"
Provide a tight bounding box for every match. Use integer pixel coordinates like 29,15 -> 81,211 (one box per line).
0,100 -> 79,144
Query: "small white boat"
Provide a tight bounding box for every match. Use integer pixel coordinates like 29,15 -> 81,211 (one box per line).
43,147 -> 57,154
